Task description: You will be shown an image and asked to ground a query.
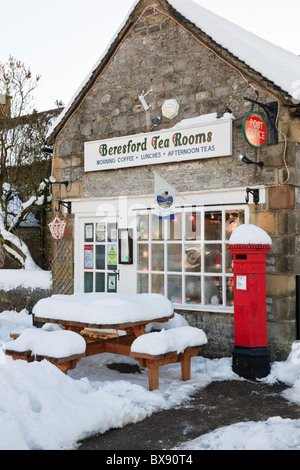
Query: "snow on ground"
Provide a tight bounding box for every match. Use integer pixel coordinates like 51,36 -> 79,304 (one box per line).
1,308 -> 300,450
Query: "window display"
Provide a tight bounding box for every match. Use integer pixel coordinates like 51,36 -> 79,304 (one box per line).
136,208 -> 245,309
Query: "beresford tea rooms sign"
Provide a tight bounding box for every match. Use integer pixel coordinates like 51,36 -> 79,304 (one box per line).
84,117 -> 233,172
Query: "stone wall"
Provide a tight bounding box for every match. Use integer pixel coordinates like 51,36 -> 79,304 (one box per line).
51,3 -> 300,361
0,286 -> 52,313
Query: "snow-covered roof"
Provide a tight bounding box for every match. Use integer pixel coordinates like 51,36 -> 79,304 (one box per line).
47,0 -> 300,143
169,0 -> 300,102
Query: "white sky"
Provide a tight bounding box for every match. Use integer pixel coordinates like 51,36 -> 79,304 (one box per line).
1,0 -> 299,112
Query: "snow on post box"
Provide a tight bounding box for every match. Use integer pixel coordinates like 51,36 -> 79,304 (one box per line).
229,224 -> 272,349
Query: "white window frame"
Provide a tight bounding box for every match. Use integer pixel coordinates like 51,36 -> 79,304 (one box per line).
136,204 -> 249,313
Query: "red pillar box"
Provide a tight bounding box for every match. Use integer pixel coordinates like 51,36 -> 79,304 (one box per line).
229,224 -> 272,379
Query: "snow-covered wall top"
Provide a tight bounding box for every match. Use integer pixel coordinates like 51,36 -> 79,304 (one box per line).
47,0 -> 300,142
229,224 -> 272,246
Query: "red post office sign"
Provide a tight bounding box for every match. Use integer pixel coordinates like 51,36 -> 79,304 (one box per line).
243,112 -> 268,148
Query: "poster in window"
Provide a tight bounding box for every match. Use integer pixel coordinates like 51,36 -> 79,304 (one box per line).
96,223 -> 106,242
107,244 -> 117,269
84,245 -> 94,269
85,224 -> 94,242
107,273 -> 117,293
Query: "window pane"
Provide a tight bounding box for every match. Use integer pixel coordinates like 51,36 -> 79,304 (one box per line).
107,223 -> 118,242
95,223 -> 106,242
152,244 -> 164,271
137,215 -> 149,241
205,212 -> 222,240
185,212 -> 201,240
167,213 -> 182,240
84,272 -> 93,293
151,215 -> 164,240
107,273 -> 117,293
225,211 -> 244,240
152,274 -> 164,295
204,276 -> 222,306
226,245 -> 233,273
137,244 -> 149,271
95,273 -> 105,292
84,245 -> 94,269
96,245 -> 105,270
185,245 -> 201,272
185,276 -> 201,304
205,244 -> 222,272
85,223 -> 94,242
137,273 -> 148,293
167,275 -> 182,303
167,244 -> 182,272
226,277 -> 234,306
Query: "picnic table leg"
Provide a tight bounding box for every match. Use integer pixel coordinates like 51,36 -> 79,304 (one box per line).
147,363 -> 160,391
131,325 -> 146,337
57,363 -> 69,374
181,354 -> 191,381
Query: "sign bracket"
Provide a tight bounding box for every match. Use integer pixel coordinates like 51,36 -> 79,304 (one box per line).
243,97 -> 278,144
246,188 -> 260,205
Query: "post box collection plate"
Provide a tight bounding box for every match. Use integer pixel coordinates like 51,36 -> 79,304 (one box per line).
236,275 -> 247,291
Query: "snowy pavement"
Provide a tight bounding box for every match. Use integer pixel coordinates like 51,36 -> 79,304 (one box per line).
1,308 -> 300,450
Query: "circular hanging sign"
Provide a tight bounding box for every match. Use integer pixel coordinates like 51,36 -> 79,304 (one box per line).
156,190 -> 174,210
243,112 -> 269,148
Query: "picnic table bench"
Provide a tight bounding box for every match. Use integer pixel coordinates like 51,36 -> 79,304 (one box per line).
130,326 -> 208,390
4,328 -> 86,374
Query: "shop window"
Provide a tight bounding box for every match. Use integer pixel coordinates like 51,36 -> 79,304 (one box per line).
136,208 -> 245,310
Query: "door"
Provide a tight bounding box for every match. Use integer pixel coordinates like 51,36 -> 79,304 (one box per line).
77,217 -> 135,294
81,218 -> 119,293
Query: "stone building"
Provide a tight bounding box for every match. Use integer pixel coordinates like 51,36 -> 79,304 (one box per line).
46,0 -> 300,361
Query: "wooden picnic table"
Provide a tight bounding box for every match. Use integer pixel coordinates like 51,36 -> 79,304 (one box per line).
32,293 -> 175,358
29,294 -> 207,390
6,294 -> 207,390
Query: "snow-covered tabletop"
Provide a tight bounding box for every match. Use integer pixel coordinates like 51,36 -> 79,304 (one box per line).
33,293 -> 174,327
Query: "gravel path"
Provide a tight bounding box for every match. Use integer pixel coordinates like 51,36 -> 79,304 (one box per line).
77,380 -> 300,450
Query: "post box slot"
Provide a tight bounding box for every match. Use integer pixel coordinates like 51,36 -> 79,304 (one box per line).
236,254 -> 247,260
